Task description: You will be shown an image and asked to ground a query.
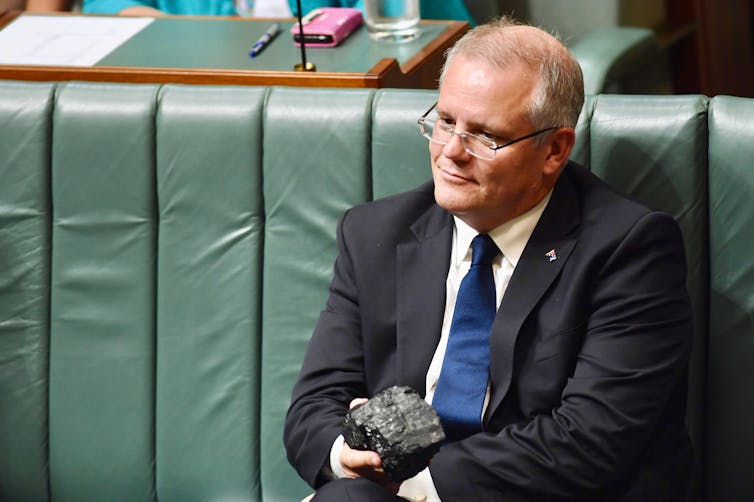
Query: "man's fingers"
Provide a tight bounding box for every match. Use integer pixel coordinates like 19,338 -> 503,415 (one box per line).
339,442 -> 400,494
342,397 -> 400,494
340,442 -> 381,471
349,397 -> 368,409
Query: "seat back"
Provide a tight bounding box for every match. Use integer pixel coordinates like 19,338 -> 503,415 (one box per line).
0,81 -> 750,501
0,80 -> 54,502
706,96 -> 754,501
259,87 -> 374,500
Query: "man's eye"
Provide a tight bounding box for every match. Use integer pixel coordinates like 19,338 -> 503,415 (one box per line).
478,131 -> 498,142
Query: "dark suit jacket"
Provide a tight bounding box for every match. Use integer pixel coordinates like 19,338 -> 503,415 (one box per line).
284,162 -> 694,501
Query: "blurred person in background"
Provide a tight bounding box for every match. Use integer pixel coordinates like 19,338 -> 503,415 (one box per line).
81,0 -> 473,24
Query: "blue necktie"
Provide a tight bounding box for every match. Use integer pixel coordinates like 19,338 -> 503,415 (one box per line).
433,234 -> 499,442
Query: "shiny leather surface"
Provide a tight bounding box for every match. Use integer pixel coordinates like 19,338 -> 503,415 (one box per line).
371,89 -> 436,199
0,81 -> 751,501
49,82 -> 160,501
707,96 -> 754,501
570,27 -> 661,94
154,85 -> 267,501
261,87 -> 373,500
0,81 -> 54,502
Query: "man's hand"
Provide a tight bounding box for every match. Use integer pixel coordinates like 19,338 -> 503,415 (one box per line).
339,398 -> 401,494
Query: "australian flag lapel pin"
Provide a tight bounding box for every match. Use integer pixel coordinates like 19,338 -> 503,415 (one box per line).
545,249 -> 557,262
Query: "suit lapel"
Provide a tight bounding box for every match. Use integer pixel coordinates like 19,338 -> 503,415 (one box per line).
487,169 -> 581,418
396,203 -> 453,397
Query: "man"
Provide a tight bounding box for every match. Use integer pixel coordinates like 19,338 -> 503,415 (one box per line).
285,17 -> 694,501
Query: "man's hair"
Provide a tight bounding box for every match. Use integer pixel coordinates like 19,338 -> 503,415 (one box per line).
440,17 -> 585,131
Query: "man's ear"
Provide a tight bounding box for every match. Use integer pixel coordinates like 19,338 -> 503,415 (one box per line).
543,127 -> 576,176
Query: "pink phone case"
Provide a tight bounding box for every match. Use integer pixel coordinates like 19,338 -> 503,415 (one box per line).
291,7 -> 363,47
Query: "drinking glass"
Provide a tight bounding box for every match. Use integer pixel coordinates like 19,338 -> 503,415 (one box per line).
363,0 -> 420,42
235,0 -> 255,17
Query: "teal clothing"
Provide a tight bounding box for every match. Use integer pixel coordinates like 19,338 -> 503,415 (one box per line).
83,0 -> 474,25
292,0 -> 475,25
83,0 -> 237,15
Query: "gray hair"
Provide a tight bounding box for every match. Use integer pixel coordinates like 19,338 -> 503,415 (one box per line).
440,17 -> 584,131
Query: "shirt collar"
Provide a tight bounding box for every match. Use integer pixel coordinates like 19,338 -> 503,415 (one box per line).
452,189 -> 553,268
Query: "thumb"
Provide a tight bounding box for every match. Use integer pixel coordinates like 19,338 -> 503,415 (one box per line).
349,397 -> 369,409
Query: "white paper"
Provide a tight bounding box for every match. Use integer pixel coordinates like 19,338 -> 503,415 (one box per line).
0,15 -> 155,66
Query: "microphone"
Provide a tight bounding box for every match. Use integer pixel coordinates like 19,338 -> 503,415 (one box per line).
293,0 -> 316,71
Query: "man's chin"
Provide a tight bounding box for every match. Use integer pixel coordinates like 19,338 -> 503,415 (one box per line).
434,183 -> 474,215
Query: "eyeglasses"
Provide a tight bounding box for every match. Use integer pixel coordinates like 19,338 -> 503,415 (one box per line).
417,101 -> 558,161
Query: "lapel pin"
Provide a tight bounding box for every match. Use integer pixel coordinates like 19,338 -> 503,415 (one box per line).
545,249 -> 557,262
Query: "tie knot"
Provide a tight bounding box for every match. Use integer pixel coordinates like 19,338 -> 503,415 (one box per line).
471,234 -> 499,266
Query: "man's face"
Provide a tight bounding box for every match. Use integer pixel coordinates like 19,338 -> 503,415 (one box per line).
431,55 -> 558,232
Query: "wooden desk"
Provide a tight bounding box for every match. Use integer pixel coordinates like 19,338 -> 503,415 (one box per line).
0,12 -> 468,89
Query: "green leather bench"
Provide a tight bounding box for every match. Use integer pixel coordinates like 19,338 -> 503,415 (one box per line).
0,81 -> 752,501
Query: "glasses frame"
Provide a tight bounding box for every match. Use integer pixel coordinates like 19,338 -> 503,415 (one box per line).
417,101 -> 558,160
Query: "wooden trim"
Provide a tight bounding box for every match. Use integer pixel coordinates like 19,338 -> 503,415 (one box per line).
397,20 -> 467,89
0,63 -> 393,88
695,0 -> 754,96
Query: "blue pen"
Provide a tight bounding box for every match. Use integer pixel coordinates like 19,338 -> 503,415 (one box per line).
250,22 -> 280,58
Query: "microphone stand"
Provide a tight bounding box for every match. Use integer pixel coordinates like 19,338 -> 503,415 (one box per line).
293,0 -> 316,71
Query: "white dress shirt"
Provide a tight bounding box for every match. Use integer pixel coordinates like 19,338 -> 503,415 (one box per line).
332,191 -> 552,501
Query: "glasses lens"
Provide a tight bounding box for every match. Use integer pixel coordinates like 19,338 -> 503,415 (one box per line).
421,113 -> 449,143
418,107 -> 495,160
462,136 -> 495,160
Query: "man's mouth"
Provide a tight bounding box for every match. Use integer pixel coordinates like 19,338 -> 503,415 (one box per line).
437,163 -> 474,184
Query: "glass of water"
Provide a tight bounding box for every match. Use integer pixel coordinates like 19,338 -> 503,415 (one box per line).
364,0 -> 420,42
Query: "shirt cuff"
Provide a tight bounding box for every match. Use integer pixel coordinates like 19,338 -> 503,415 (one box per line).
398,467 -> 441,502
329,434 -> 347,479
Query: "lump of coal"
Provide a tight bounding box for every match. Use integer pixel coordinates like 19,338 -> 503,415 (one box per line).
342,385 -> 445,482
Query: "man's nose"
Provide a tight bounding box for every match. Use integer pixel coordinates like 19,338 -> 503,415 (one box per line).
442,132 -> 471,160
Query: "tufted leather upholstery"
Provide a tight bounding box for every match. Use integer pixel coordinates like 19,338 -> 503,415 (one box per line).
0,81 -> 751,501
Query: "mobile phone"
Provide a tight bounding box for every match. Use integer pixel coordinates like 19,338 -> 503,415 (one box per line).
290,7 -> 363,47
